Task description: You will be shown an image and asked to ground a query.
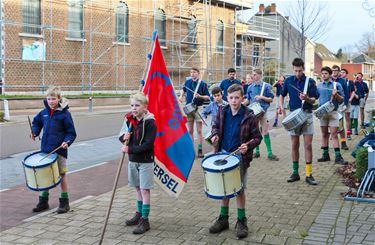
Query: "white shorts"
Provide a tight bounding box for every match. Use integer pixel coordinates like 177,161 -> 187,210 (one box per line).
319,110 -> 339,127
359,98 -> 366,108
350,105 -> 360,119
275,96 -> 287,109
128,161 -> 154,189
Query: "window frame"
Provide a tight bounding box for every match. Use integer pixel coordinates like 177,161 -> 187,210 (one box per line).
154,8 -> 166,47
115,2 -> 129,43
22,0 -> 41,35
67,0 -> 84,39
216,20 -> 224,53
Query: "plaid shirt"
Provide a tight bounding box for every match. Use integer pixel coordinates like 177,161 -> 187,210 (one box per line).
212,104 -> 262,169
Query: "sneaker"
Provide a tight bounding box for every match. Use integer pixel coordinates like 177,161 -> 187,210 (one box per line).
32,196 -> 49,213
341,142 -> 349,150
197,149 -> 204,158
56,198 -> 70,214
335,156 -> 348,165
125,212 -> 141,226
253,152 -> 260,158
133,217 -> 150,234
209,216 -> 229,234
267,154 -> 279,161
235,217 -> 248,239
287,173 -> 300,183
305,175 -> 318,185
317,154 -> 330,162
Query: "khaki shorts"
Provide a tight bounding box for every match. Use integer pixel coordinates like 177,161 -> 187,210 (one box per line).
319,110 -> 339,127
187,106 -> 203,123
275,96 -> 287,109
359,98 -> 366,108
57,156 -> 67,175
344,103 -> 350,113
289,112 -> 314,136
128,161 -> 154,189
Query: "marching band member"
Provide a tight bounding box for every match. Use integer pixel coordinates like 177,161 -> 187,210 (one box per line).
316,66 -> 348,165
245,69 -> 279,161
280,58 -> 319,185
202,86 -> 227,126
354,73 -> 369,129
119,93 -> 157,234
340,68 -> 355,140
31,86 -> 77,213
219,68 -> 242,102
209,84 -> 262,239
272,74 -> 287,127
179,67 -> 210,158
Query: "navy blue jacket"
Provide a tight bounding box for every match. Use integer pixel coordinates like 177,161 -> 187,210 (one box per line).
32,99 -> 77,158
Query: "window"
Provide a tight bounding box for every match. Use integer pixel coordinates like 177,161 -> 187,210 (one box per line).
187,15 -> 197,50
216,20 -> 224,52
68,0 -> 83,39
22,0 -> 41,34
116,2 -> 129,43
155,9 -> 166,47
252,44 -> 260,67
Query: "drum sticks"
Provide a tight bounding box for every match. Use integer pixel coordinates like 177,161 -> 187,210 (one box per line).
28,116 -> 40,140
39,143 -> 68,162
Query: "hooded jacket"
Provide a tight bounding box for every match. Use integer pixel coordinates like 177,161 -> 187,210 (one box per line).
212,104 -> 262,169
32,98 -> 77,158
118,111 -> 157,163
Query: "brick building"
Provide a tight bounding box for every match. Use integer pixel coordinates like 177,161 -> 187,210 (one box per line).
1,0 -> 253,93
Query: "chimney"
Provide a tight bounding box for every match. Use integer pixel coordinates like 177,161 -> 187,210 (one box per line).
270,3 -> 276,13
259,4 -> 265,13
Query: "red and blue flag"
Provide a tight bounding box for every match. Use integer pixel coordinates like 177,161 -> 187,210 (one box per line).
143,33 -> 195,197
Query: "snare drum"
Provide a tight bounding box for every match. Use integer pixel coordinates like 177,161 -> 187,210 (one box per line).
183,103 -> 197,116
22,151 -> 62,191
248,102 -> 265,118
201,153 -> 242,199
282,108 -> 308,131
314,101 -> 335,119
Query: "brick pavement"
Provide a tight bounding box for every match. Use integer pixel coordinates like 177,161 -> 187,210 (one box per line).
1,118 -> 374,245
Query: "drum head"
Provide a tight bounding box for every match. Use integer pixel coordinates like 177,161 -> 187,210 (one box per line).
23,151 -> 58,168
201,152 -> 240,172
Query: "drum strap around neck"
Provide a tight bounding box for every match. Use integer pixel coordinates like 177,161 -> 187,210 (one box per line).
301,76 -> 309,106
260,82 -> 266,97
192,79 -> 202,103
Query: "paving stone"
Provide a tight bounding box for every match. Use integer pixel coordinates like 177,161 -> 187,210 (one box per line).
286,237 -> 303,245
13,236 -> 39,244
263,234 -> 288,245
30,238 -> 57,245
74,235 -> 100,244
0,234 -> 22,242
136,235 -> 163,244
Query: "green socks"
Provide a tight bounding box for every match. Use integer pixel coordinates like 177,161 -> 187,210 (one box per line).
264,134 -> 273,156
255,146 -> 260,154
60,192 -> 69,199
137,200 -> 143,213
323,146 -> 329,155
237,208 -> 246,220
142,204 -> 150,218
334,148 -> 341,158
40,191 -> 49,198
293,161 -> 299,174
198,144 -> 202,150
220,206 -> 229,217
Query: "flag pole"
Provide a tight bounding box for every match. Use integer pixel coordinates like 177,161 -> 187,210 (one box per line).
139,31 -> 158,92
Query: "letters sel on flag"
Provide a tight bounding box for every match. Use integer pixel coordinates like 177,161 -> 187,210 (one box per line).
143,32 -> 195,198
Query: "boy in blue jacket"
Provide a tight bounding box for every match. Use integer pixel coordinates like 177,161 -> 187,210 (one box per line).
31,86 -> 77,214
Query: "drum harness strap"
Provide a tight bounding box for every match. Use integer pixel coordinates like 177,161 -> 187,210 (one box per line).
295,77 -> 310,135
191,79 -> 202,107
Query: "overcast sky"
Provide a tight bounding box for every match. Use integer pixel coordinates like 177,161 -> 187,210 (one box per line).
244,0 -> 374,54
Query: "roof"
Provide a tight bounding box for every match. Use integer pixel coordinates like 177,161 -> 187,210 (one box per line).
210,0 -> 253,10
352,53 -> 375,64
315,43 -> 340,62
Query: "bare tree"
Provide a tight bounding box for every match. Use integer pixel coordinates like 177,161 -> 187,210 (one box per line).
356,32 -> 375,58
341,44 -> 357,62
285,0 -> 332,58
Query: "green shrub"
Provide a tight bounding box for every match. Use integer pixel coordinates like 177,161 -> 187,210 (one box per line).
355,147 -> 368,181
0,111 -> 4,122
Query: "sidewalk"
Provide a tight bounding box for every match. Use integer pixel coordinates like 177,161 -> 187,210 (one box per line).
1,117 -> 374,245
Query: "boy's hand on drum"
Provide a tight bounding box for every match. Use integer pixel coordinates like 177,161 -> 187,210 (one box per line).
122,145 -> 129,153
255,95 -> 264,101
238,144 -> 248,154
299,93 -> 307,101
211,135 -> 219,144
61,142 -> 69,149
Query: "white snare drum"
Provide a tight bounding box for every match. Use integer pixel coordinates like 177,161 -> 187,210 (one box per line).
282,108 -> 308,131
22,151 -> 61,191
314,101 -> 335,119
183,103 -> 197,116
248,102 -> 265,118
201,153 -> 242,199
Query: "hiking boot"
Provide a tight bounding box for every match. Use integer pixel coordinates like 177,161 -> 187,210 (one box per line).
125,212 -> 141,226
287,173 -> 300,183
133,217 -> 150,234
197,149 -> 204,158
253,152 -> 260,158
306,175 -> 318,185
235,217 -> 248,239
56,198 -> 70,214
209,216 -> 229,234
273,121 -> 278,127
341,142 -> 349,150
32,196 -> 49,212
268,154 -> 279,161
335,156 -> 348,165
317,154 -> 330,162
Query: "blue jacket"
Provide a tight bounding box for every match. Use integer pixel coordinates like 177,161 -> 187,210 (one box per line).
32,98 -> 77,158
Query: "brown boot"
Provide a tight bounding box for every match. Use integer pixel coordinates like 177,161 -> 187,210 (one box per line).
32,196 -> 49,212
235,217 -> 248,239
133,217 -> 150,234
56,198 -> 70,214
125,212 -> 141,226
209,216 -> 229,233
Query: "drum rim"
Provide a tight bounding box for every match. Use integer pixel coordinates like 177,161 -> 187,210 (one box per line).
201,152 -> 240,173
26,177 -> 62,192
205,189 -> 242,200
22,151 -> 58,169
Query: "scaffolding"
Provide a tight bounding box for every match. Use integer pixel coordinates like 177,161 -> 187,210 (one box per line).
0,0 -> 280,94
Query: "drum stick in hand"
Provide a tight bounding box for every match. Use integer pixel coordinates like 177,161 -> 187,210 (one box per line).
222,148 -> 241,161
39,145 -> 64,162
28,116 -> 40,140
